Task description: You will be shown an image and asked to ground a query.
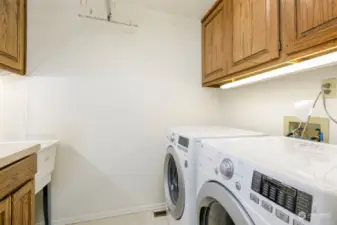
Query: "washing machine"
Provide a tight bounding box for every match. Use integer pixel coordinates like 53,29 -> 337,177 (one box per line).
197,136 -> 337,225
164,126 -> 264,225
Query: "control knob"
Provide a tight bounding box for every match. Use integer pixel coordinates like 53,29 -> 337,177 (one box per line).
220,159 -> 234,179
170,134 -> 175,143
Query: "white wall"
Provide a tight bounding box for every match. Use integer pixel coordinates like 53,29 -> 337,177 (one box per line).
220,65 -> 337,144
4,1 -> 337,223
0,2 -> 222,224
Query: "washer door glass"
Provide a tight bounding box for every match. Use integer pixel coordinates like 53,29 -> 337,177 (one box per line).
200,202 -> 235,225
197,182 -> 254,225
164,146 -> 185,220
168,155 -> 179,204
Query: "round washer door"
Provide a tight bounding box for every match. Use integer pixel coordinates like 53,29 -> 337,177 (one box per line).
197,182 -> 255,225
164,146 -> 185,220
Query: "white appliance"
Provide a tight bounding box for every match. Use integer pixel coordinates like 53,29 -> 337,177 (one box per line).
197,136 -> 337,225
164,126 -> 264,225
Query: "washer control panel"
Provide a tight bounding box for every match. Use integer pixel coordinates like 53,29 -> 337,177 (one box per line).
251,171 -> 313,222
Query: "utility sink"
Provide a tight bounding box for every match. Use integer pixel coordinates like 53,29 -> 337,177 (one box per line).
0,140 -> 58,193
34,141 -> 58,193
10,140 -> 58,225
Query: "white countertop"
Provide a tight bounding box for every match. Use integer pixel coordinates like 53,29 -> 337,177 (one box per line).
0,142 -> 40,168
2,140 -> 59,151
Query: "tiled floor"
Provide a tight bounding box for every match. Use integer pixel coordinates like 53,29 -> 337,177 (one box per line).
73,211 -> 168,225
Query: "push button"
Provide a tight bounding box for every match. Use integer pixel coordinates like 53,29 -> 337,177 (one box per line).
235,182 -> 241,191
276,209 -> 289,223
261,200 -> 273,213
250,193 -> 259,204
293,219 -> 304,225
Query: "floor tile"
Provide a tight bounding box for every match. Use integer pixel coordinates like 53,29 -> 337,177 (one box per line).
72,211 -> 168,225
153,216 -> 168,225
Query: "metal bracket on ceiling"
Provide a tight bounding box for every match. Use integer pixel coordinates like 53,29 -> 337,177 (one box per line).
78,0 -> 139,28
105,0 -> 112,21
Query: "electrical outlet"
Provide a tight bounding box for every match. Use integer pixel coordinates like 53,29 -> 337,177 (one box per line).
322,78 -> 337,98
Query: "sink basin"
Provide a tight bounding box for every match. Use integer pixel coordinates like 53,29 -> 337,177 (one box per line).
35,141 -> 58,193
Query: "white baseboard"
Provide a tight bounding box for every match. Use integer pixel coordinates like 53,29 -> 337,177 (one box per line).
36,202 -> 166,225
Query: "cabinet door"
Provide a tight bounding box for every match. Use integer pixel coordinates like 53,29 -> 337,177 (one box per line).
202,1 -> 225,84
0,197 -> 11,225
12,181 -> 35,225
226,0 -> 280,74
0,0 -> 26,74
285,0 -> 337,54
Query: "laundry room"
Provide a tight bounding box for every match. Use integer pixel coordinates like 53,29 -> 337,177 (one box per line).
0,0 -> 337,225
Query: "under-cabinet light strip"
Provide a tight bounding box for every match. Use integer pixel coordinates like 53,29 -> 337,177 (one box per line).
220,51 -> 337,89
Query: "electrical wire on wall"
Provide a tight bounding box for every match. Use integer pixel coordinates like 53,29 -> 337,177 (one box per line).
290,122 -> 302,138
322,89 -> 337,124
300,90 -> 322,138
300,82 -> 337,139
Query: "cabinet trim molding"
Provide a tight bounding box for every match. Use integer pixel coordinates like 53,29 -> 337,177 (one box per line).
0,0 -> 27,75
285,0 -> 337,54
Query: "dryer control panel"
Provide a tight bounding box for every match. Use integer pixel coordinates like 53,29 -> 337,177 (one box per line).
251,171 -> 313,222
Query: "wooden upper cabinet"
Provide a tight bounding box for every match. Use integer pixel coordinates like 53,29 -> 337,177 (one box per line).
0,0 -> 26,75
202,1 -> 225,84
0,197 -> 11,225
285,0 -> 337,54
11,181 -> 35,225
226,0 -> 280,74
